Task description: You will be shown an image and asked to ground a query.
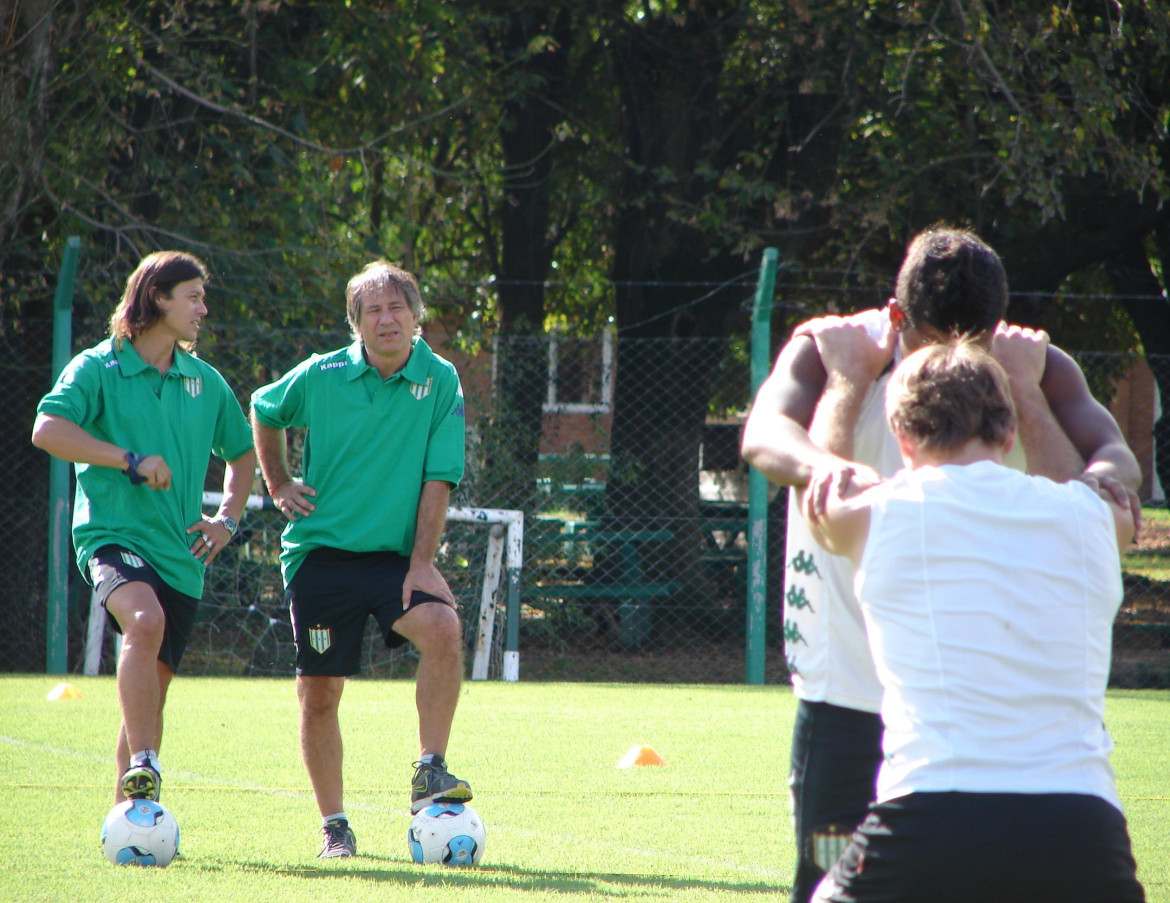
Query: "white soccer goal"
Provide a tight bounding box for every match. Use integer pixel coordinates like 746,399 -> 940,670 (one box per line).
84,495 -> 525,681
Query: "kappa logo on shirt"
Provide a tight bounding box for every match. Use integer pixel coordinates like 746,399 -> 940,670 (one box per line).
319,361 -> 347,371
183,376 -> 202,398
410,377 -> 433,400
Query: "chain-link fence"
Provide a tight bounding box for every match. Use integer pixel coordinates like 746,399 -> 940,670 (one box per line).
1,319 -> 55,672
7,316 -> 1170,687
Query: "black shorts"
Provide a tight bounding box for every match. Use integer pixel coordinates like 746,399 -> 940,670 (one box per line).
286,547 -> 449,677
813,792 -> 1145,903
789,700 -> 885,903
88,545 -> 200,673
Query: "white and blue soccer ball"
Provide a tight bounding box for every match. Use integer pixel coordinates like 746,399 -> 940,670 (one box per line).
101,799 -> 180,867
407,802 -> 485,866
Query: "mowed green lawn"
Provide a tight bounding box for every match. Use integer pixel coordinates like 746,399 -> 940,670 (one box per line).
1,677 -> 1167,903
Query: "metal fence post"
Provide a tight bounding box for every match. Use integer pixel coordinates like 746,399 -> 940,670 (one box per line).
746,247 -> 778,684
47,237 -> 81,674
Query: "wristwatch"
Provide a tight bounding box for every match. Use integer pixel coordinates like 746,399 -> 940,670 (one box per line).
123,451 -> 148,485
213,515 -> 238,537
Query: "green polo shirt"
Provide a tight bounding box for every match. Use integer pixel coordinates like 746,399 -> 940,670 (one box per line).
37,338 -> 254,599
250,337 -> 465,584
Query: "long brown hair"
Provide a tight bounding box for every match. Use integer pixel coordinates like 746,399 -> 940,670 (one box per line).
109,251 -> 210,349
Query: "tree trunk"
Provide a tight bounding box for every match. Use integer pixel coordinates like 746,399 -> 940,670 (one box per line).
1111,233 -> 1170,496
478,8 -> 572,511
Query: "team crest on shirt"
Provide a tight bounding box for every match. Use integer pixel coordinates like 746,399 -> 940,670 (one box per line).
308,625 -> 332,654
410,377 -> 433,400
183,376 -> 203,398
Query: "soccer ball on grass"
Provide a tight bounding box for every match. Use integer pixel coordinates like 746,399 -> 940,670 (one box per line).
101,798 -> 180,866
408,802 -> 485,866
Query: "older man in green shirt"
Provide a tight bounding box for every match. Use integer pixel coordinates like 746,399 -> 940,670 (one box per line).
32,250 -> 255,806
251,260 -> 469,859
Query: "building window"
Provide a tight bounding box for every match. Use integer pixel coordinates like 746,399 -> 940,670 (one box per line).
544,329 -> 614,414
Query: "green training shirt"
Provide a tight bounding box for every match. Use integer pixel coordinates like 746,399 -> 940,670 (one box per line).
36,338 -> 254,599
250,337 -> 465,584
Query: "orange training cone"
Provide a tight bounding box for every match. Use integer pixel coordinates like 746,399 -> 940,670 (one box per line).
46,682 -> 82,701
617,745 -> 666,768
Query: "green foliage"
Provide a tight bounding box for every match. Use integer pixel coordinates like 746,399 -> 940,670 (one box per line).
3,0 -> 1169,341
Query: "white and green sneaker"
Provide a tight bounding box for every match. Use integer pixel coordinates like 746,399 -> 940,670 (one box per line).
318,818 -> 356,859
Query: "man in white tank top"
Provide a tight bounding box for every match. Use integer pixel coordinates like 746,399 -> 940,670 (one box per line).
741,227 -> 1141,903
801,341 -> 1143,903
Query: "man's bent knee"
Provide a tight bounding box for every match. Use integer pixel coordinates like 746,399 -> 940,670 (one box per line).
108,587 -> 166,646
396,602 -> 461,652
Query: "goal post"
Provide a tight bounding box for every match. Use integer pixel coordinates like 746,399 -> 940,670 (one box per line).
445,506 -> 524,681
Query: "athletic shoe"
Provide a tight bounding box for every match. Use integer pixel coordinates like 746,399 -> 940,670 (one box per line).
411,756 -> 473,813
120,762 -> 161,801
318,818 -> 357,859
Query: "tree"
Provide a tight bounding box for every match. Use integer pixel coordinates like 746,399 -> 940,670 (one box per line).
5,0 -> 1170,665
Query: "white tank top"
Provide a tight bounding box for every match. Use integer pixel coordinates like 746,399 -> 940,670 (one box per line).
782,308 -> 1027,711
856,462 -> 1123,809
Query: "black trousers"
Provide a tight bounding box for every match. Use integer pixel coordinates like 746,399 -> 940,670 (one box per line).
789,700 -> 884,903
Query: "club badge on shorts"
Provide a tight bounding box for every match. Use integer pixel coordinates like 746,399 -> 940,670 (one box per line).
811,825 -> 854,870
308,625 -> 332,654
120,551 -> 146,570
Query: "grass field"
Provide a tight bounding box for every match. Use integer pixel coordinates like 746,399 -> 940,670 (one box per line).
1124,506 -> 1170,582
1,677 -> 1167,902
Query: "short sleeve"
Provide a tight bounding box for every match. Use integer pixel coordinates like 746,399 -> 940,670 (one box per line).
423,365 -> 465,487
208,368 -> 254,462
36,350 -> 103,427
251,358 -> 315,430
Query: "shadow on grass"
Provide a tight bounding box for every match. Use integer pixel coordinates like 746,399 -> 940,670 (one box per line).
190,855 -> 786,896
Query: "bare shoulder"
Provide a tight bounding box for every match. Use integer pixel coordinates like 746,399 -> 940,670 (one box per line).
758,331 -> 826,424
1039,343 -> 1091,399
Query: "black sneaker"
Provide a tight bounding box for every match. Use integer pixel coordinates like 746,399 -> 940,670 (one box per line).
410,756 -> 473,813
120,762 -> 161,801
318,819 -> 356,859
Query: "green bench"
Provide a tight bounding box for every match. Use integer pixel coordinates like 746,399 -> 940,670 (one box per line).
535,478 -> 607,519
528,524 -> 680,649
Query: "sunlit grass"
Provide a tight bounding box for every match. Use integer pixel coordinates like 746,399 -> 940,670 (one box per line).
1,678 -> 1167,902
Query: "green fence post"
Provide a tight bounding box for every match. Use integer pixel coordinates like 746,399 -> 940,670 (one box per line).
745,247 -> 778,685
47,237 -> 81,674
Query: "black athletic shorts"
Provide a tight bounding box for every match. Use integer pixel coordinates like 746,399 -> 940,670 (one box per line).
88,545 -> 200,672
812,791 -> 1145,903
286,547 -> 448,677
789,700 -> 885,903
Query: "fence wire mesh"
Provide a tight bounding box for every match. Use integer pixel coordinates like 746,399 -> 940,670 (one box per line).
6,309 -> 1170,686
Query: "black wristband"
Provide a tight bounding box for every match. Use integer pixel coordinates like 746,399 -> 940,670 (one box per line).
123,451 -> 148,485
